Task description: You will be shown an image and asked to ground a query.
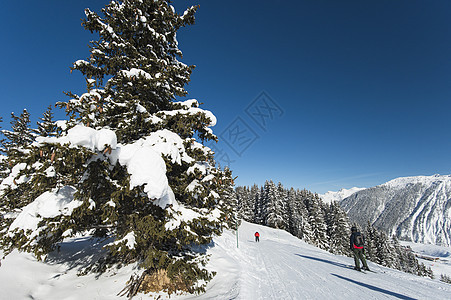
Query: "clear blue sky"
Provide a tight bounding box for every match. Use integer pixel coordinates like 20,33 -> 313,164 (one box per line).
1,1 -> 450,194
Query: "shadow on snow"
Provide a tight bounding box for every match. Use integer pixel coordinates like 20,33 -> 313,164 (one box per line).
294,254 -> 416,300
295,254 -> 350,269
331,274 -> 417,300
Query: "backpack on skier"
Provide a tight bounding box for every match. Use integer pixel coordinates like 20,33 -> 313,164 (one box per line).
354,232 -> 364,248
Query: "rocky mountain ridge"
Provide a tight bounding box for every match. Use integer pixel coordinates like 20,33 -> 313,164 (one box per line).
338,175 -> 451,246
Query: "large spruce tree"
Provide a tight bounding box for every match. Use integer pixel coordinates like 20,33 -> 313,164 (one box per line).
1,0 -> 233,297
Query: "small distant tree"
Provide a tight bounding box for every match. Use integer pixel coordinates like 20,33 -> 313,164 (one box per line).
0,117 -> 7,179
440,274 -> 451,284
34,105 -> 60,137
2,109 -> 33,156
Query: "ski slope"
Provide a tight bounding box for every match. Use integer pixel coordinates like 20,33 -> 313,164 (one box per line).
1,221 -> 450,299
186,221 -> 451,300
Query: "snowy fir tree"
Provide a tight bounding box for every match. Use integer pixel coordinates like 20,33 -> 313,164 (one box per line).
304,192 -> 329,249
0,117 -> 7,179
1,109 -> 34,156
34,105 -> 60,138
265,181 -> 286,230
440,274 -> 451,284
325,201 -> 350,255
0,109 -> 37,212
0,0 -> 234,297
292,189 -> 312,242
218,168 -> 238,230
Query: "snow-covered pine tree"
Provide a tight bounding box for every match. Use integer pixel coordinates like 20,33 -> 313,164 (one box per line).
364,221 -> 377,261
276,182 -> 288,230
1,110 -> 34,156
286,188 -> 296,234
236,185 -> 251,222
0,117 -> 7,179
391,237 -> 429,277
254,186 -> 266,225
245,184 -> 259,222
1,0 -> 233,296
440,274 -> 451,284
304,191 -> 329,249
0,110 -> 36,210
235,186 -> 246,218
264,180 -> 281,228
219,168 -> 238,229
372,228 -> 393,267
293,189 -> 312,242
325,201 -> 350,255
34,105 -> 60,138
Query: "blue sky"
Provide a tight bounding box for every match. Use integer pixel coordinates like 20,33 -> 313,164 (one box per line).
1,1 -> 450,193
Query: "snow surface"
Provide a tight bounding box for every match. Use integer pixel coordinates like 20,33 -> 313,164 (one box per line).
1,221 -> 450,299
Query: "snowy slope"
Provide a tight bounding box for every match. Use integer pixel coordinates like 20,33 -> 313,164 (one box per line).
1,221 -> 451,299
320,187 -> 365,204
340,174 -> 451,246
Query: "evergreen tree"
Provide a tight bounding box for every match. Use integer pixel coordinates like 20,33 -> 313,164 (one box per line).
254,186 -> 265,225
293,189 -> 312,242
219,168 -> 238,229
440,274 -> 451,284
2,109 -> 33,155
286,188 -> 296,234
1,1 -> 233,296
34,105 -> 60,137
373,229 -> 394,267
237,185 -> 258,223
247,184 -> 260,222
0,109 -> 37,211
262,180 -> 277,227
0,117 -> 7,179
60,0 -> 200,144
325,201 -> 350,255
364,222 -> 377,262
265,182 -> 287,229
304,192 -> 329,249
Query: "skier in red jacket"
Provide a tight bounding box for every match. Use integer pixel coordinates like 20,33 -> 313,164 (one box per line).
255,231 -> 260,242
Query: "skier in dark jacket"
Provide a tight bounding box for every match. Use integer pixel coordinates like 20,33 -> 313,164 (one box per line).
350,226 -> 369,271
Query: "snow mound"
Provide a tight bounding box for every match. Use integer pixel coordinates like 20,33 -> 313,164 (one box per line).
35,125 -> 117,152
9,186 -> 79,236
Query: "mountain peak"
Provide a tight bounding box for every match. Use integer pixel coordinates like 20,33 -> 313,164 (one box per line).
341,174 -> 451,246
381,174 -> 451,189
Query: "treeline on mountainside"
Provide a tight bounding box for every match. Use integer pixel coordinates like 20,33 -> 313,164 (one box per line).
0,0 -> 235,297
234,181 -> 433,278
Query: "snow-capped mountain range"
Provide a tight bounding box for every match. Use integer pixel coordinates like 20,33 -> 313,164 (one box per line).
320,187 -> 366,204
337,175 -> 451,247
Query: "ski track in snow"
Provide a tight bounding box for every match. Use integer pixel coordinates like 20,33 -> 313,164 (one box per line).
202,222 -> 450,300
2,221 -> 451,299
